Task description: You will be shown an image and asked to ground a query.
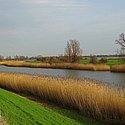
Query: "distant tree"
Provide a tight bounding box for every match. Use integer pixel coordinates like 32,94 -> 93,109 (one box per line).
48,57 -> 57,65
25,56 -> 29,60
6,56 -> 11,60
64,40 -> 82,63
58,54 -> 66,62
0,55 -> 4,61
19,56 -> 26,60
36,55 -> 42,61
65,41 -> 72,62
99,58 -> 107,64
14,55 -> 19,60
116,33 -> 125,56
90,55 -> 98,64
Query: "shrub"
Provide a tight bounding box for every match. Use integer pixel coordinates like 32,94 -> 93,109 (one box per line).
90,56 -> 98,64
99,58 -> 107,64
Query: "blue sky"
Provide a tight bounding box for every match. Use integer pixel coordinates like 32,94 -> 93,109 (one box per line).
0,0 -> 125,57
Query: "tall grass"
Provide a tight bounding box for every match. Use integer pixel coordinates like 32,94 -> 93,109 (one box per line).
0,72 -> 125,124
111,64 -> 125,72
0,61 -> 110,71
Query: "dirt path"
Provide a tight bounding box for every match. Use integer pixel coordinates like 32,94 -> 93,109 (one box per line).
0,118 -> 6,125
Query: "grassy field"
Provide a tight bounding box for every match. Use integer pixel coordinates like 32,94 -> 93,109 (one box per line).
80,59 -> 90,64
106,59 -> 125,65
0,88 -> 104,125
0,72 -> 125,124
80,59 -> 125,72
80,59 -> 125,65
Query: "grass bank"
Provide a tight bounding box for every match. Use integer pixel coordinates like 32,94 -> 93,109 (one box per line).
0,88 -> 103,125
0,72 -> 125,124
0,61 -> 110,71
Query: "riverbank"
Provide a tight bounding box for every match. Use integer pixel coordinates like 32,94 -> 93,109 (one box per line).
1,60 -> 125,72
0,61 -> 110,71
111,64 -> 125,73
0,72 -> 125,124
0,88 -> 103,125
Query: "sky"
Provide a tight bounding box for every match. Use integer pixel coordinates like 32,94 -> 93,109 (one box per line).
0,0 -> 125,57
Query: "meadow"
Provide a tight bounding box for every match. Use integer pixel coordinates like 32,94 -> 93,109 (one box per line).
80,58 -> 125,65
81,58 -> 125,72
0,72 -> 125,125
106,59 -> 125,65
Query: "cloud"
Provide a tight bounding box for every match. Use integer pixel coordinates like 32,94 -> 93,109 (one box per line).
21,0 -> 88,9
22,0 -> 52,4
1,0 -> 124,56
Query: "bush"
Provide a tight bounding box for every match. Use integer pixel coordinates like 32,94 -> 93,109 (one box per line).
99,58 -> 107,64
90,56 -> 98,64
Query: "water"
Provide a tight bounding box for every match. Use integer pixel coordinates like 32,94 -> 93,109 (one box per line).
0,65 -> 125,86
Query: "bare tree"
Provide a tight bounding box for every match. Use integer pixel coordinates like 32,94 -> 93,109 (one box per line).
65,40 -> 82,63
65,41 -> 72,62
116,33 -> 125,55
0,55 -> 4,61
90,55 -> 98,64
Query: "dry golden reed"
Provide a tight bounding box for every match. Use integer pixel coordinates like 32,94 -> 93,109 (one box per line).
0,61 -> 110,71
111,64 -> 125,73
0,72 -> 125,124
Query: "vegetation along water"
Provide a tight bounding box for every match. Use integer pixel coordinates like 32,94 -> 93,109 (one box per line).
0,72 -> 125,125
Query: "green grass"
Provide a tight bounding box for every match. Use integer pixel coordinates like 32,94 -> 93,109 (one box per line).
0,88 -> 104,125
27,58 -> 125,66
80,59 -> 90,64
106,59 -> 125,65
80,59 -> 125,65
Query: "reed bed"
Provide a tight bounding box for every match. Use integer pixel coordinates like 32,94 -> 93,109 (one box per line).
0,61 -> 110,71
111,64 -> 125,73
0,72 -> 125,124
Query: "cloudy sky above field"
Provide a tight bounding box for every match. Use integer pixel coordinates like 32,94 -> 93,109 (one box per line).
0,0 -> 125,56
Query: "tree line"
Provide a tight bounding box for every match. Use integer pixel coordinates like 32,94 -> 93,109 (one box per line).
0,33 -> 125,63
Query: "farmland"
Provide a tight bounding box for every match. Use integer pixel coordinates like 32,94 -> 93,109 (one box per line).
80,58 -> 125,65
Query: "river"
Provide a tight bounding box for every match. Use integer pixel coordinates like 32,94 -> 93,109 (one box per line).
0,65 -> 125,86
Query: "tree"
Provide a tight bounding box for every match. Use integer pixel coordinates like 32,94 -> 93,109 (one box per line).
64,40 -> 82,63
116,33 -> 125,55
6,56 -> 11,60
90,55 -> 98,64
99,57 -> 107,64
0,55 -> 4,61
